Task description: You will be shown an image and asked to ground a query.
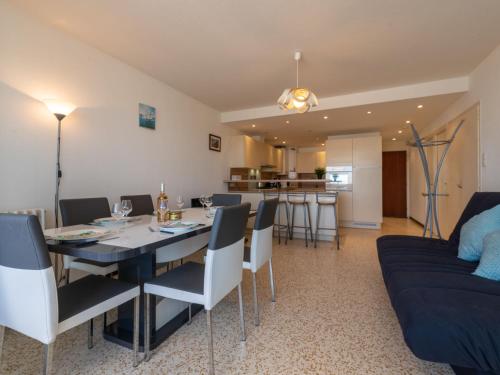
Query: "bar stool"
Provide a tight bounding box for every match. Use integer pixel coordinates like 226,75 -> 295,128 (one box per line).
264,190 -> 290,244
287,192 -> 313,247
314,192 -> 340,250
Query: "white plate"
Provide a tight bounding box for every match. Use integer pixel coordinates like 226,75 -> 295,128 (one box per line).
46,228 -> 110,242
159,221 -> 200,233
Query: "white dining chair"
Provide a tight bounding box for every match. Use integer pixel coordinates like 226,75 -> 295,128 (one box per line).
0,214 -> 141,374
143,203 -> 251,375
243,198 -> 279,326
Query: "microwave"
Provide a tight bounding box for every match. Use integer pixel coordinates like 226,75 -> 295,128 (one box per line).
325,166 -> 352,191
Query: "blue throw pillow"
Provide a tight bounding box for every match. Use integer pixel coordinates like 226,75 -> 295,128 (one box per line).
458,204 -> 500,261
473,230 -> 500,281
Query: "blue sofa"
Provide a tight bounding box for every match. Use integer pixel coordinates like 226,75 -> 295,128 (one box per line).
377,193 -> 500,375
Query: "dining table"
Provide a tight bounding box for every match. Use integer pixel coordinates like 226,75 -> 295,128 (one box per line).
44,207 -> 256,351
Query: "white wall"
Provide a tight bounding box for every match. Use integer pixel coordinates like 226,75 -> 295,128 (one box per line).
421,43 -> 500,191
0,2 -> 239,227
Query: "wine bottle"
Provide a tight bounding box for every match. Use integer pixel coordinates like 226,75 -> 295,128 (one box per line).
156,182 -> 168,222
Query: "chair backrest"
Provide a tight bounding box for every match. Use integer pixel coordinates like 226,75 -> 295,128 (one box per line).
120,194 -> 154,216
59,197 -> 111,226
0,214 -> 58,345
204,203 -> 250,310
448,192 -> 500,247
212,194 -> 242,207
249,198 -> 279,272
287,191 -> 306,203
316,192 -> 338,204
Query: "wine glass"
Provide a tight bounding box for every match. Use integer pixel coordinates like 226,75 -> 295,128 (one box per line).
111,203 -> 124,220
205,195 -> 213,209
121,200 -> 133,217
199,195 -> 206,209
158,200 -> 168,222
176,195 -> 185,210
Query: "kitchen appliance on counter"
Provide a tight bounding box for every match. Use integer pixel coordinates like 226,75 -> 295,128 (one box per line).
325,165 -> 352,191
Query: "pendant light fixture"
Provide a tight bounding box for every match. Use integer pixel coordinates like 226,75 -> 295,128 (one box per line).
277,51 -> 318,113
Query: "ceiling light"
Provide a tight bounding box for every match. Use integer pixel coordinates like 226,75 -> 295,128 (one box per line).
277,51 -> 318,114
392,137 -> 397,141
321,143 -> 325,146
367,111 -> 372,114
251,124 -> 256,128
417,104 -> 423,109
285,120 -> 290,124
274,136 -> 278,140
405,120 -> 411,124
282,141 -> 286,144
323,116 -> 328,120
398,130 -> 403,134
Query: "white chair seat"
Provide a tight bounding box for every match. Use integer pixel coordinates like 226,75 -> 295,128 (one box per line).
144,262 -> 205,306
57,274 -> 139,334
67,258 -> 118,276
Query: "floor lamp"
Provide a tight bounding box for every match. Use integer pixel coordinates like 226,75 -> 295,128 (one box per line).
43,99 -> 76,284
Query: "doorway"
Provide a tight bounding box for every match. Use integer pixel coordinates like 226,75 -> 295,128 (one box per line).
383,151 -> 407,218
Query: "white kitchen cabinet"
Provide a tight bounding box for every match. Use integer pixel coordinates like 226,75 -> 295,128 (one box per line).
228,135 -> 277,169
326,138 -> 352,165
297,150 -> 327,172
353,135 -> 382,167
338,191 -> 353,222
353,167 -> 382,225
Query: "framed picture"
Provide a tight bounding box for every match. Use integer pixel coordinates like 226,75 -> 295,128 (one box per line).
139,103 -> 156,129
209,133 -> 221,152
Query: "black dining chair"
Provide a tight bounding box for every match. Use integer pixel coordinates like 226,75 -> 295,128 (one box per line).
0,214 -> 141,374
59,198 -> 118,284
120,194 -> 155,216
212,194 -> 242,207
144,203 -> 251,375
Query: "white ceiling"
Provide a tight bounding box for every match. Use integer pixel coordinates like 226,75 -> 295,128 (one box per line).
9,0 -> 500,112
226,93 -> 463,147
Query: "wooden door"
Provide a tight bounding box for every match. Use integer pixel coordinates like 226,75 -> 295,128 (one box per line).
383,151 -> 407,217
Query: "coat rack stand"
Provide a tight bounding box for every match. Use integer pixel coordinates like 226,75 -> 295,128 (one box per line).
408,120 -> 464,239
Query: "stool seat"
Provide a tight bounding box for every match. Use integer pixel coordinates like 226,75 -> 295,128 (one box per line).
263,192 -> 290,245
287,192 -> 313,247
314,192 -> 340,250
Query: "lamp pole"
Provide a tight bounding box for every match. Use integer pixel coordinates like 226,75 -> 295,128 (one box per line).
53,113 -> 65,228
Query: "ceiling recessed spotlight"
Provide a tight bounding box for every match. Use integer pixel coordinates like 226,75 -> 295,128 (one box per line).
274,136 -> 278,140
417,104 -> 423,109
285,120 -> 290,124
405,120 -> 411,124
321,143 -> 325,146
251,124 -> 256,128
398,130 -> 403,134
282,141 -> 286,144
392,137 -> 397,141
323,116 -> 328,120
367,111 -> 372,114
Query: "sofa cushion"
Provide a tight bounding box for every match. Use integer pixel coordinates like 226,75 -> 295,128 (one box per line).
394,286 -> 500,372
473,230 -> 500,281
458,204 -> 500,261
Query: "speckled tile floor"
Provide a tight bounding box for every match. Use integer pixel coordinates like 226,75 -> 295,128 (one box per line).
0,218 -> 453,375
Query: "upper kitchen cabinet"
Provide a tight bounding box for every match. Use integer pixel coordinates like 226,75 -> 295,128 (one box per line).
326,137 -> 353,165
353,134 -> 382,167
227,135 -> 280,169
297,150 -> 326,173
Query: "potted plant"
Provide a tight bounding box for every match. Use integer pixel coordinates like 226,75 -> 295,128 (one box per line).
314,167 -> 326,180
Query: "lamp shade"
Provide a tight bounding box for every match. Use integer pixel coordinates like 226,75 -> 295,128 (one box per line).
43,99 -> 76,117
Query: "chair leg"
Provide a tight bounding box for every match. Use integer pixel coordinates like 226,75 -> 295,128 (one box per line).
276,204 -> 281,244
252,272 -> 260,326
0,325 -> 4,366
87,319 -> 94,349
290,204 -> 295,240
237,283 -> 246,341
65,268 -> 70,285
334,204 -> 340,250
269,259 -> 276,302
144,293 -> 151,362
303,204 -> 308,247
43,343 -> 54,375
285,203 -> 290,244
206,310 -> 215,375
188,303 -> 192,325
133,296 -> 139,367
314,204 -> 320,248
307,204 -> 314,242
